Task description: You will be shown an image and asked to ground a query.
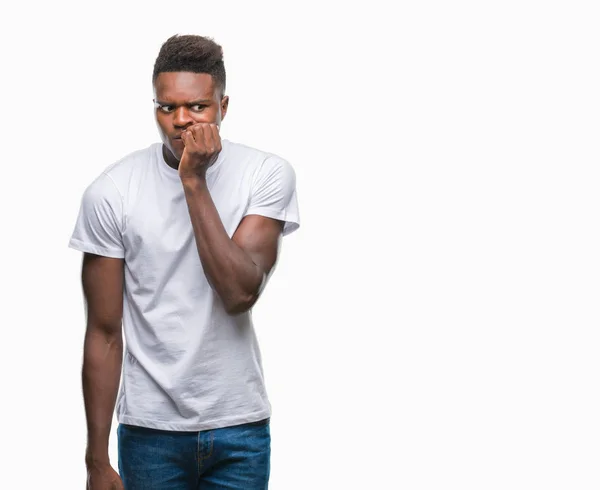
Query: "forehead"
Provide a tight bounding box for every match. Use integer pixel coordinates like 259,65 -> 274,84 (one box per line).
154,72 -> 217,101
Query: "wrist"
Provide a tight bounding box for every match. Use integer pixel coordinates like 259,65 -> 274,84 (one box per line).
85,453 -> 110,468
180,174 -> 208,191
85,440 -> 110,467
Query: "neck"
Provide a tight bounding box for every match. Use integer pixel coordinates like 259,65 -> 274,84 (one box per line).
162,145 -> 180,170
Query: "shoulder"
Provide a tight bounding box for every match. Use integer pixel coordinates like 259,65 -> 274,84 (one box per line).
98,143 -> 160,195
223,139 -> 270,161
223,139 -> 295,179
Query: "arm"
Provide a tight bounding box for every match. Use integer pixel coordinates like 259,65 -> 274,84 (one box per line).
178,123 -> 295,314
182,176 -> 283,314
81,252 -> 124,468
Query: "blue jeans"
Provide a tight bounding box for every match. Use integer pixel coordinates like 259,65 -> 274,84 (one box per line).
117,418 -> 270,489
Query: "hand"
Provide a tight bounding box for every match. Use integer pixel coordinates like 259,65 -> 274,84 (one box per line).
179,122 -> 222,180
86,464 -> 124,489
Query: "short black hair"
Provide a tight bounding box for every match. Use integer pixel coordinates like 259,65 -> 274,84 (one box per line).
153,34 -> 226,97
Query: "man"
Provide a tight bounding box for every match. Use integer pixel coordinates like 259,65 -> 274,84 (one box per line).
69,34 -> 300,489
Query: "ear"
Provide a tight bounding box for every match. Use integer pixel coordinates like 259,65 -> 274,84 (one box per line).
220,95 -> 229,121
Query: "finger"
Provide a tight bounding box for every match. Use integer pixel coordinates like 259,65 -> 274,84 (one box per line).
181,128 -> 197,149
209,123 -> 221,150
191,124 -> 206,150
203,123 -> 217,151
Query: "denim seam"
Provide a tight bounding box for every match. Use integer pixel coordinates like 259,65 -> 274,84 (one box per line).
198,430 -> 214,474
207,431 -> 214,459
197,431 -> 202,473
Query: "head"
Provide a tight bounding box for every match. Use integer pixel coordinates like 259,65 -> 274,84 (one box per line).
152,34 -> 229,163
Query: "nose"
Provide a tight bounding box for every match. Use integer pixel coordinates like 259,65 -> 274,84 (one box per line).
173,106 -> 194,128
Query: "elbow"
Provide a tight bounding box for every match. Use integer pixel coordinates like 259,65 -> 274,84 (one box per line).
222,271 -> 266,315
224,293 -> 259,315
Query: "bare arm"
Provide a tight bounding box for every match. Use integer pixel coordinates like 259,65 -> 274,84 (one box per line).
182,176 -> 283,314
81,253 -> 124,468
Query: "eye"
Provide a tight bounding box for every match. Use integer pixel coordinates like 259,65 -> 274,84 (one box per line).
190,105 -> 207,112
158,105 -> 174,113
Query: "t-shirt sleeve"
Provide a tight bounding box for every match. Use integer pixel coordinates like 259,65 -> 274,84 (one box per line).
244,156 -> 300,236
68,173 -> 125,258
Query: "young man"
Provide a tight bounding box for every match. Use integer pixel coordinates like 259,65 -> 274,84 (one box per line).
69,34 -> 300,489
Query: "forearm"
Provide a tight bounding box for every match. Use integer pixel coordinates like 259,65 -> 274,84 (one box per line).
82,326 -> 123,466
182,176 -> 263,312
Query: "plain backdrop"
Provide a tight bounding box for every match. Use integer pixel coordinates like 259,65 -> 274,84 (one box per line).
1,0 -> 599,488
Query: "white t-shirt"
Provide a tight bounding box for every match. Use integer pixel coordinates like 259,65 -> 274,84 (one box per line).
69,139 -> 300,431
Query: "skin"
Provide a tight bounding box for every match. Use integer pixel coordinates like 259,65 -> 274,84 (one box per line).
154,71 -> 284,313
82,253 -> 125,489
82,71 -> 284,488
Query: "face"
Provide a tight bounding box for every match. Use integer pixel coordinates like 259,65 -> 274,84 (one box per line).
154,72 -> 229,163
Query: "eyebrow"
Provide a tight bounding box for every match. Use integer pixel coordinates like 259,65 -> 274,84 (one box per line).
155,99 -> 212,106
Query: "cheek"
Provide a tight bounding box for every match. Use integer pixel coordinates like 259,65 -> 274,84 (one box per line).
155,114 -> 171,132
193,108 -> 220,123
191,116 -> 212,124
